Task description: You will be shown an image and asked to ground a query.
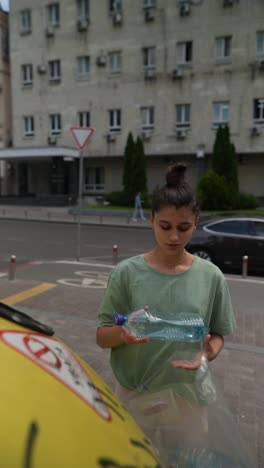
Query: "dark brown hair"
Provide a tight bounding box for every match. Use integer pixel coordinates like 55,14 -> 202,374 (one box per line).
151,163 -> 200,215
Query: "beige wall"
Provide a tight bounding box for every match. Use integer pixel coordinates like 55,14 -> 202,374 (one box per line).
8,0 -> 264,198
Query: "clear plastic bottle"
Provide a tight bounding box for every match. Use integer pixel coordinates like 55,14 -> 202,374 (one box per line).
113,309 -> 208,342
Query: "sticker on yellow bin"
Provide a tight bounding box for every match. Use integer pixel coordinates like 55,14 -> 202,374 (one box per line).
0,319 -> 162,468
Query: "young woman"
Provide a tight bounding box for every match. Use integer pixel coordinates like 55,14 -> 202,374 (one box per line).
96,162 -> 235,438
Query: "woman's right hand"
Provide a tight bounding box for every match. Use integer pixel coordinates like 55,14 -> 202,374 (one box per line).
121,326 -> 149,345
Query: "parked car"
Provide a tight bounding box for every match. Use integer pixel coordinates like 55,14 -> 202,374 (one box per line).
187,216 -> 264,273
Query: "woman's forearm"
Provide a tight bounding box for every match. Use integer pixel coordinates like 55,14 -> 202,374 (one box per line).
96,326 -> 124,349
206,334 -> 224,362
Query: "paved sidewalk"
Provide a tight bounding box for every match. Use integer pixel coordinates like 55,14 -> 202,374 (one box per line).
0,204 -> 151,228
0,274 -> 262,467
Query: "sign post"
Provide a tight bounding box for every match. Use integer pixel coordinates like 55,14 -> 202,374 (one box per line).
70,127 -> 95,261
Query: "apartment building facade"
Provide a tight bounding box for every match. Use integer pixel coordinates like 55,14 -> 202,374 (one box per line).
0,6 -> 11,195
1,0 -> 264,202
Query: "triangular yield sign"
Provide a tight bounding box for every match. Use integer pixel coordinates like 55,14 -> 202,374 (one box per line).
70,127 -> 95,150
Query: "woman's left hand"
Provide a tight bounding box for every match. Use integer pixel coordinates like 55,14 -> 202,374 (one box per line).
170,333 -> 224,369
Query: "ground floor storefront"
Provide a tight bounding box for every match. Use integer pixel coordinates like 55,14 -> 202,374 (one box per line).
0,147 -> 263,206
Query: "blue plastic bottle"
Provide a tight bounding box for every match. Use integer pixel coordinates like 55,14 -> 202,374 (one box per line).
113,309 -> 208,342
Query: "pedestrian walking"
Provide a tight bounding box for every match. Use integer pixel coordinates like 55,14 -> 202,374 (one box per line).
132,192 -> 146,221
96,162 -> 235,463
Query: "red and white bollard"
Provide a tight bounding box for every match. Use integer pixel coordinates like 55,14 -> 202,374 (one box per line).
8,255 -> 16,281
112,244 -> 119,265
242,255 -> 248,279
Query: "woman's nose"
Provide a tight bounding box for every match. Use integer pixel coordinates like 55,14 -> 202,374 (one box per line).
169,230 -> 179,241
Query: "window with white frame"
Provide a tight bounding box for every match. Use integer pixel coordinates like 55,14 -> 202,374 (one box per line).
109,0 -> 122,13
109,109 -> 121,132
141,107 -> 154,129
23,116 -> 34,137
143,0 -> 156,8
176,104 -> 191,128
213,101 -> 230,127
142,46 -> 156,69
77,0 -> 89,19
19,9 -> 32,34
109,51 -> 122,74
49,113 -> 62,135
215,36 -> 232,62
78,111 -> 90,127
76,56 -> 90,79
256,31 -> 264,58
21,64 -> 33,86
84,167 -> 105,192
48,60 -> 61,82
47,3 -> 60,27
253,99 -> 264,123
176,41 -> 192,65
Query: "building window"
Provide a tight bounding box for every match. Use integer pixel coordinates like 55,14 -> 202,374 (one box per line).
256,31 -> 264,58
109,51 -> 122,74
253,99 -> 264,123
77,0 -> 89,19
143,0 -> 156,8
109,0 -> 122,13
76,56 -> 90,79
19,9 -> 32,34
109,109 -> 121,132
141,107 -> 154,129
49,113 -> 62,135
215,36 -> 232,62
78,111 -> 90,127
213,101 -> 230,127
23,116 -> 34,137
142,46 -> 156,69
176,41 -> 192,65
176,104 -> 191,128
21,64 -> 33,86
47,3 -> 60,27
84,167 -> 105,192
48,60 -> 61,83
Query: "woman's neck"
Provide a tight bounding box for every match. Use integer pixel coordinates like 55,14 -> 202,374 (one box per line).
144,247 -> 193,273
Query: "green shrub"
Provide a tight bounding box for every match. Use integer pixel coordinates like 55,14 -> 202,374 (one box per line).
105,191 -> 131,207
237,192 -> 258,209
197,170 -> 231,210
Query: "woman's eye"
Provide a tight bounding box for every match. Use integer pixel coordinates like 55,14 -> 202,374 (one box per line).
160,225 -> 170,231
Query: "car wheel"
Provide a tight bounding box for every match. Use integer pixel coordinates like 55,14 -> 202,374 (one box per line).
191,249 -> 213,262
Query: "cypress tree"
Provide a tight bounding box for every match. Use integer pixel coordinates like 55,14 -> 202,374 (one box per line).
134,136 -> 147,193
123,132 -> 135,199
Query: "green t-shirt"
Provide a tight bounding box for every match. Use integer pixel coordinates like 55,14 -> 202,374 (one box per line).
98,255 -> 235,393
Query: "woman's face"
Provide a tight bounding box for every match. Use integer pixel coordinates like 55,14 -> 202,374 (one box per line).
151,206 -> 198,255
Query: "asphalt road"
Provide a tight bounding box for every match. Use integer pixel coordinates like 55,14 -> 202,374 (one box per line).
0,219 -> 154,263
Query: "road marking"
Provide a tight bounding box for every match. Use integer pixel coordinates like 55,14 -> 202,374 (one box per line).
55,260 -> 114,269
0,283 -> 57,305
0,273 -> 7,278
225,276 -> 264,285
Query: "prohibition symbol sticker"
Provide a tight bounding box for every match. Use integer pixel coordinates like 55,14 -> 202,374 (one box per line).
0,330 -> 110,420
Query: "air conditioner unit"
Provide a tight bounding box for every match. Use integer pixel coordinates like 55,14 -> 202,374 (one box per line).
144,68 -> 156,80
47,135 -> 57,145
179,4 -> 190,16
250,126 -> 260,137
46,25 -> 55,37
107,133 -> 116,143
96,55 -> 107,67
37,65 -> 47,74
142,130 -> 151,141
176,129 -> 187,139
171,68 -> 183,79
77,17 -> 89,32
223,0 -> 234,7
113,12 -> 122,25
144,8 -> 155,22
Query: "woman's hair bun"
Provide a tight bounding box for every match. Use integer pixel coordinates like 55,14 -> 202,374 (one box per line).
166,162 -> 187,188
